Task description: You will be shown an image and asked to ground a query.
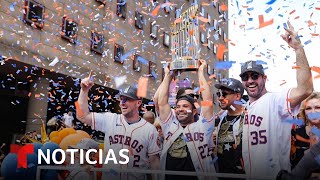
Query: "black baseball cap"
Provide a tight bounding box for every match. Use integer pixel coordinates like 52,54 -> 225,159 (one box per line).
117,86 -> 141,100
239,60 -> 265,76
176,95 -> 196,109
215,78 -> 244,96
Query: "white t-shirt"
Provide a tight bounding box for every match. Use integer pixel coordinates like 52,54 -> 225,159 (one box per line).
92,112 -> 162,180
63,113 -> 74,128
242,89 -> 300,179
159,110 -> 216,180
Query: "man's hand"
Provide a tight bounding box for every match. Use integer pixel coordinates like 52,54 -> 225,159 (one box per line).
281,21 -> 302,50
198,59 -> 207,72
80,71 -> 95,92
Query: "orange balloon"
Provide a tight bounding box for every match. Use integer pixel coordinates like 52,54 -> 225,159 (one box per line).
58,128 -> 76,140
50,136 -> 62,144
76,130 -> 91,139
49,131 -> 59,140
59,133 -> 90,150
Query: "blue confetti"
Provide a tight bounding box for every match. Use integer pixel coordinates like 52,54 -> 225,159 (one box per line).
151,69 -> 157,79
9,2 -> 17,12
256,60 -> 268,65
247,7 -> 254,11
304,40 -> 312,45
266,0 -> 277,5
311,126 -> 320,137
283,118 -> 304,126
307,112 -> 320,120
233,100 -> 243,105
265,7 -> 272,13
136,56 -> 148,65
248,18 -> 253,21
214,61 -> 236,70
120,49 -> 135,62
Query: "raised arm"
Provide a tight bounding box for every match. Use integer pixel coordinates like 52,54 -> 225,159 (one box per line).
156,66 -> 174,122
281,21 -> 313,109
198,59 -> 214,120
76,71 -> 95,126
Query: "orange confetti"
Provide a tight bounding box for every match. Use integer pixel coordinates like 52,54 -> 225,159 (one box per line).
151,5 -> 161,17
258,15 -> 273,29
311,33 -> 319,36
220,4 -> 228,11
216,44 -> 226,60
292,66 -> 301,69
174,18 -> 182,24
311,66 -> 320,73
289,10 -> 296,15
137,77 -> 148,98
200,101 -> 213,107
188,30 -> 194,36
75,101 -> 83,118
198,16 -> 209,23
316,7 -> 320,10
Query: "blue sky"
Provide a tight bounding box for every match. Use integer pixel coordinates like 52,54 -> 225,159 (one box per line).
227,0 -> 320,92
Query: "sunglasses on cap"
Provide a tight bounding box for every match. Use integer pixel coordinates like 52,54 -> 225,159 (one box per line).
216,90 -> 236,98
188,93 -> 200,99
240,72 -> 260,81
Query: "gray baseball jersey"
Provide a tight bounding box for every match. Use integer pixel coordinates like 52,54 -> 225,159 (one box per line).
159,110 -> 216,180
92,112 -> 162,180
242,89 -> 300,179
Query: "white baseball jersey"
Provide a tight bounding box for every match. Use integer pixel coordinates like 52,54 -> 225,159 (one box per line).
92,112 -> 162,180
242,89 -> 300,179
159,109 -> 216,180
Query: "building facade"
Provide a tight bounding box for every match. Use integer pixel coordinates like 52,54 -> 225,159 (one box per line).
0,0 -> 228,144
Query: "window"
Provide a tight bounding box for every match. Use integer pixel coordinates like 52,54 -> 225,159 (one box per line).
200,5 -> 205,16
207,40 -> 212,50
61,16 -> 78,44
133,54 -> 142,72
114,43 -> 124,64
163,32 -> 170,47
207,64 -> 214,75
213,19 -> 218,30
207,13 -> 211,25
219,27 -> 222,36
200,32 -> 205,44
149,61 -> 156,78
24,0 -> 45,29
164,0 -> 171,14
95,0 -> 106,5
90,31 -> 104,55
135,11 -> 143,29
150,21 -> 158,39
223,12 -> 227,20
116,0 -> 126,19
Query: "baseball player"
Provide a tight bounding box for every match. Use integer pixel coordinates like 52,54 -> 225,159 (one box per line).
240,21 -> 313,179
154,59 -> 216,180
214,78 -> 245,179
77,72 -> 161,180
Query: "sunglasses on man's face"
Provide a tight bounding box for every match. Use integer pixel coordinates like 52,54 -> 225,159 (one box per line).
120,97 -> 134,104
188,93 -> 200,99
216,91 -> 235,98
240,72 -> 260,81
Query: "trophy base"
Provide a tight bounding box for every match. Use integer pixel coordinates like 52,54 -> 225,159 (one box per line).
170,60 -> 199,71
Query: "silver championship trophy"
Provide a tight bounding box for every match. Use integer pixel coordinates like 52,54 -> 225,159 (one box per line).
170,5 -> 199,71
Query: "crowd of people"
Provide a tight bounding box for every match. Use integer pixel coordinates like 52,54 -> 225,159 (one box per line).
1,21 -> 319,180
72,21 -> 318,180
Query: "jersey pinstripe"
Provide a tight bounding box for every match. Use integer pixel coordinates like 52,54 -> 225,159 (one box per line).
242,89 -> 300,179
92,112 -> 162,180
159,110 -> 216,180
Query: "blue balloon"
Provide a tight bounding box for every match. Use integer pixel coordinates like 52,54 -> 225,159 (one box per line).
1,153 -> 18,180
40,169 -> 58,180
32,142 -> 43,154
38,142 -> 61,165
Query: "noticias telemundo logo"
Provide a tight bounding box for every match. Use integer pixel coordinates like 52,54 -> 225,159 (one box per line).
10,143 -> 129,169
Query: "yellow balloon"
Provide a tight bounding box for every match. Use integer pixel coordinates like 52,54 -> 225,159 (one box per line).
50,136 -> 62,144
75,130 -> 91,139
59,133 -> 90,150
58,128 -> 76,140
49,131 -> 59,140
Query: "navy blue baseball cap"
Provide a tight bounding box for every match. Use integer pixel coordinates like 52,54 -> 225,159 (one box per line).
215,78 -> 244,96
239,60 -> 265,76
117,86 -> 141,100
